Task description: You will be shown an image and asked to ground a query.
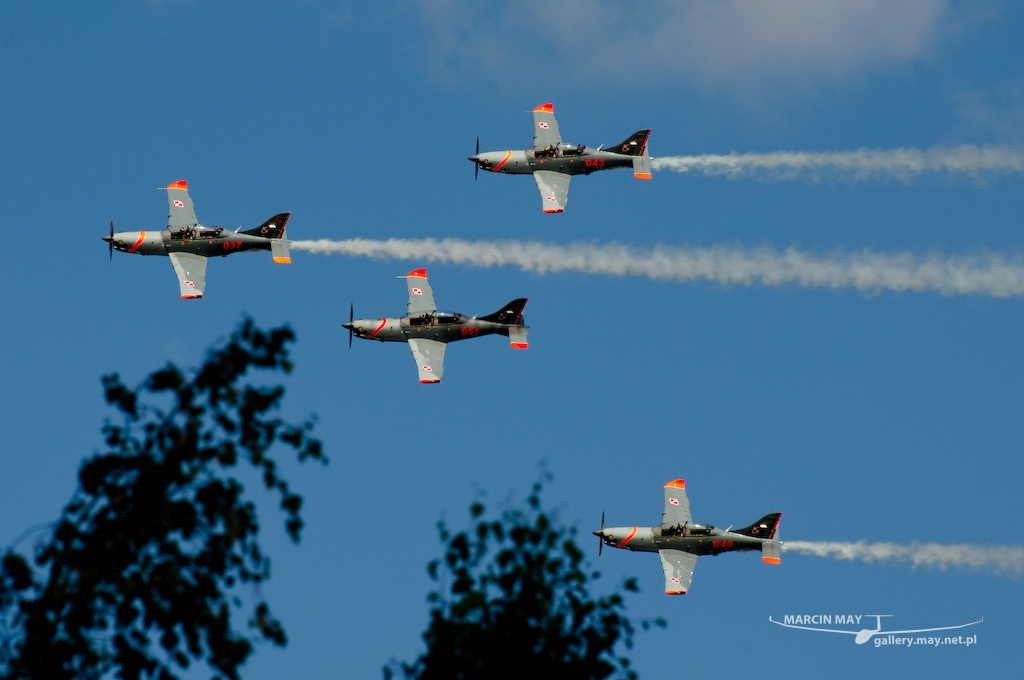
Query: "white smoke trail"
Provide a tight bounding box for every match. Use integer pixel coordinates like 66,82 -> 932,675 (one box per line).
651,145 -> 1024,181
783,541 -> 1024,575
290,238 -> 1024,298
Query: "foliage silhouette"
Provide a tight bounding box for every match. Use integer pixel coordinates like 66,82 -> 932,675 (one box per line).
0,318 -> 324,680
386,474 -> 662,680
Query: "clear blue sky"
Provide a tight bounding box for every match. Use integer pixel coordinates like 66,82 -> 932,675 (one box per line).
2,2 -> 1022,678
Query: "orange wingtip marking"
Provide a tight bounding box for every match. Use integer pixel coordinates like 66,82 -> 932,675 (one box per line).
273,257 -> 292,264
533,103 -> 553,113
407,268 -> 427,278
762,556 -> 781,564
634,173 -> 653,180
510,342 -> 529,349
542,208 -> 563,213
666,590 -> 687,595
665,479 -> 686,489
419,379 -> 440,383
167,180 -> 188,190
181,294 -> 202,299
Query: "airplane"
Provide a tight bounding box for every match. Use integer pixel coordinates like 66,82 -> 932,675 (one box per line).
342,268 -> 528,383
468,103 -> 652,213
103,180 -> 292,298
593,479 -> 782,595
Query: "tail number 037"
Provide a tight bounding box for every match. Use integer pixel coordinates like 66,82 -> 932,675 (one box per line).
222,241 -> 243,251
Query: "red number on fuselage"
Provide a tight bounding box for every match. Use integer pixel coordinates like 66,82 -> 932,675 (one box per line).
584,158 -> 606,168
222,241 -> 243,250
460,327 -> 480,336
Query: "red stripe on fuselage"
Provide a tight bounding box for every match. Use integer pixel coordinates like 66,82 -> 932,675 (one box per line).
616,527 -> 638,548
128,231 -> 146,253
367,318 -> 387,340
492,151 -> 513,172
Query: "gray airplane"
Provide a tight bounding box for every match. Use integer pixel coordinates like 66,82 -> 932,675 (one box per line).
468,103 -> 652,213
104,179 -> 292,298
594,480 -> 782,594
342,268 -> 528,383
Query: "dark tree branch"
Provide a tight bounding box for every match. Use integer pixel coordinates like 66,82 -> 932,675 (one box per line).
0,318 -> 325,680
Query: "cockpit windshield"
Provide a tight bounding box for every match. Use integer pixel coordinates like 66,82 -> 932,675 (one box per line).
559,143 -> 585,156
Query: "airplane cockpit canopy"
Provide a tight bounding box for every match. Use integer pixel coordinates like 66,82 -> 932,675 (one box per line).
559,143 -> 585,156
434,311 -> 461,325
403,311 -> 461,327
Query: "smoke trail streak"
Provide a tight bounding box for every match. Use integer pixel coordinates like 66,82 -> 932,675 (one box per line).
783,541 -> 1024,575
290,238 -> 1024,298
651,145 -> 1024,181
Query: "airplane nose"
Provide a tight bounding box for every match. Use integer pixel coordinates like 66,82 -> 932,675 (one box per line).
468,155 -> 479,163
341,321 -> 353,330
101,235 -> 112,242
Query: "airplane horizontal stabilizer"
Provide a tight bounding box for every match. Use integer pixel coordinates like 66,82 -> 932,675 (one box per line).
633,154 -> 652,180
762,540 -> 781,564
271,239 -> 291,264
508,325 -> 528,349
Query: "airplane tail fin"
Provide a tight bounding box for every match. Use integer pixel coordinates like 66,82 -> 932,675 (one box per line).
734,512 -> 782,540
480,298 -> 529,348
607,130 -> 651,157
480,298 -> 528,325
242,212 -> 291,239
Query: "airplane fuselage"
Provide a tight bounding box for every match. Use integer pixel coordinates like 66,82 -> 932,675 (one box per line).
474,146 -> 635,177
599,524 -> 770,557
107,226 -> 276,258
346,313 -> 518,345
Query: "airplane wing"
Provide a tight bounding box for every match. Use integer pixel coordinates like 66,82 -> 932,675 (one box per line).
662,479 -> 692,527
532,103 -> 562,149
659,549 -> 697,594
165,179 -> 198,231
168,252 -> 207,299
534,170 -> 570,213
404,268 -> 436,315
408,338 -> 446,383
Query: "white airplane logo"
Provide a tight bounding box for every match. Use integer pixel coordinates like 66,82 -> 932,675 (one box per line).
769,614 -> 983,644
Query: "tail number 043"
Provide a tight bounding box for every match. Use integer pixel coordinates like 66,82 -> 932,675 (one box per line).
584,159 -> 605,168
460,327 -> 480,336
222,241 -> 243,250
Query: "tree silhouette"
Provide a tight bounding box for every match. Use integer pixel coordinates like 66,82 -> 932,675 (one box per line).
387,475 -> 662,680
0,318 -> 324,680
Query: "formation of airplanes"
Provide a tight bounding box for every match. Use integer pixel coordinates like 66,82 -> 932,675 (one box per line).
104,105 -> 787,594
595,479 -> 781,594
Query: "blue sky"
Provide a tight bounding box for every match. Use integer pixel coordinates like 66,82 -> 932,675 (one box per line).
1,1 -> 1023,678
